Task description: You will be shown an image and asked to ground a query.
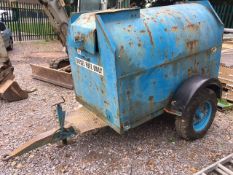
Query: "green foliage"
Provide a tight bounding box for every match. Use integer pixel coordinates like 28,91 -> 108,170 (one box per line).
7,22 -> 54,35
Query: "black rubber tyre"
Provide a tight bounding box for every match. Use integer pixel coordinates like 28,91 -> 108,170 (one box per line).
175,88 -> 217,140
7,38 -> 13,51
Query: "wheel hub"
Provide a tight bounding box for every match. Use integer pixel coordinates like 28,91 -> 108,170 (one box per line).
193,101 -> 212,132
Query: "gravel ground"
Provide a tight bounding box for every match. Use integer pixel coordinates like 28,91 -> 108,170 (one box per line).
0,41 -> 232,175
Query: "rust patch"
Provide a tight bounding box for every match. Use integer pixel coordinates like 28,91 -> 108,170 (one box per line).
87,14 -> 94,22
149,96 -> 154,101
186,40 -> 199,52
149,96 -> 154,109
75,33 -> 83,42
127,25 -> 133,32
138,42 -> 142,47
193,60 -> 199,73
120,122 -> 124,129
144,22 -> 154,46
129,41 -> 134,47
171,26 -> 178,32
186,23 -> 200,31
119,45 -> 124,58
201,68 -> 206,75
104,101 -> 109,106
126,90 -> 131,104
100,77 -> 104,82
151,17 -> 157,23
188,68 -> 192,77
138,38 -> 143,48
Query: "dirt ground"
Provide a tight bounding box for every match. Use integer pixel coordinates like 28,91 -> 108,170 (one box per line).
0,41 -> 232,175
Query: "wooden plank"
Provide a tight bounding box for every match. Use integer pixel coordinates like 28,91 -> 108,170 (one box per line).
30,64 -> 74,89
222,90 -> 233,102
222,40 -> 233,51
66,107 -> 108,134
219,66 -> 233,83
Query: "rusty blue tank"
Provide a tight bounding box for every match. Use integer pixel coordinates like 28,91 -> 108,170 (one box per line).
67,1 -> 224,134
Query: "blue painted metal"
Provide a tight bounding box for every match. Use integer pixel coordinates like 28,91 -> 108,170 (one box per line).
56,104 -> 66,131
67,1 -> 224,134
193,101 -> 212,132
55,103 -> 77,144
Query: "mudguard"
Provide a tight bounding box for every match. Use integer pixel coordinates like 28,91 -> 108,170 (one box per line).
167,76 -> 222,116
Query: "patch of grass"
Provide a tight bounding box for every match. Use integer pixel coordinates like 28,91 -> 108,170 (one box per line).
7,22 -> 55,35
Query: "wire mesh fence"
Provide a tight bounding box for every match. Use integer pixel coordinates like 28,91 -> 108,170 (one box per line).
0,1 -> 56,41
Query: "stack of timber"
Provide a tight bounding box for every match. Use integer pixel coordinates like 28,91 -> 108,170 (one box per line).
219,40 -> 233,102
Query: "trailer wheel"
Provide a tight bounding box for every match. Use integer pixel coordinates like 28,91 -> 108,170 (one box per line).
175,88 -> 217,140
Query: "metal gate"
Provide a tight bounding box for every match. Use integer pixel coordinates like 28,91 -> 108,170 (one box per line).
2,1 -> 232,42
0,1 -> 56,41
213,4 -> 233,28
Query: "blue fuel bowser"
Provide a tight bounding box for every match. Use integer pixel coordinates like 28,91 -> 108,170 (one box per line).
3,0 -> 224,160
67,0 -> 223,138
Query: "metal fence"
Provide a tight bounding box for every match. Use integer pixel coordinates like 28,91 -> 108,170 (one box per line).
0,1 -> 232,42
0,1 -> 56,41
213,4 -> 233,28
